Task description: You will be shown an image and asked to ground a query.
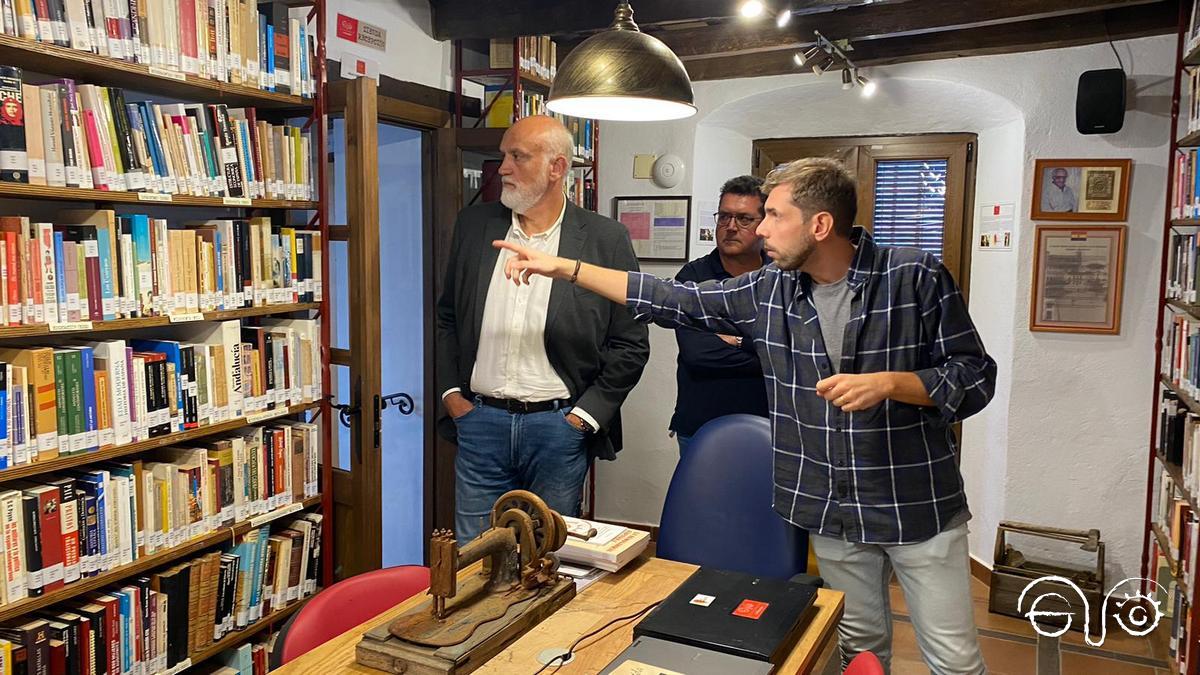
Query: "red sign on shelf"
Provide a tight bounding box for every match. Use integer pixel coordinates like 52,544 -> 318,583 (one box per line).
336,14 -> 358,42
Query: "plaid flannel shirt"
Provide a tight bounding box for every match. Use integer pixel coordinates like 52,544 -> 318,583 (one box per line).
628,228 -> 996,544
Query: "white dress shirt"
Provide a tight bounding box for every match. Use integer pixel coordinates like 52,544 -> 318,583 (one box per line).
443,201 -> 600,431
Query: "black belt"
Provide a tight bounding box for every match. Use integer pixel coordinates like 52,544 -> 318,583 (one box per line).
479,396 -> 569,414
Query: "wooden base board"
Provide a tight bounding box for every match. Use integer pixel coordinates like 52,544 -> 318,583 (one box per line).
356,577 -> 576,674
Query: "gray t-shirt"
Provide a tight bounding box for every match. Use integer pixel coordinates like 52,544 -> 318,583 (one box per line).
810,276 -> 853,372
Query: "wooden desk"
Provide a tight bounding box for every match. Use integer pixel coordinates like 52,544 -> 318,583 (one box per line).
272,557 -> 844,675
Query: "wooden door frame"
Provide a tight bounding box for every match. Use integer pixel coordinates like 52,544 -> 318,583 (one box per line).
327,78 -> 449,576
752,133 -> 978,299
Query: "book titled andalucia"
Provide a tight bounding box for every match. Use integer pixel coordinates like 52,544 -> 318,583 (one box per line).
0,66 -> 27,183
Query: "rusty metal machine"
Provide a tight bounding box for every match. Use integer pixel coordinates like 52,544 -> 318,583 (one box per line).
356,490 -> 577,673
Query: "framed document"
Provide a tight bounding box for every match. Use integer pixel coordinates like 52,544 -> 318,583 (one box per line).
1030,158 -> 1131,222
1030,225 -> 1127,335
614,196 -> 692,262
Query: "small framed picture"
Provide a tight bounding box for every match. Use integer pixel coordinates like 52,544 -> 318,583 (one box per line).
1029,225 -> 1127,334
1030,159 -> 1131,222
614,196 -> 692,262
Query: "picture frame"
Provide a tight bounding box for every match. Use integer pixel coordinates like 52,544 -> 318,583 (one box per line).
1029,225 -> 1127,335
1030,158 -> 1132,222
613,196 -> 692,262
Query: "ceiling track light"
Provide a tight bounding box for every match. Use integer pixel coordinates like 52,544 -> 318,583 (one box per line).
812,54 -> 835,75
803,30 -> 874,98
794,45 -> 821,68
841,67 -> 853,89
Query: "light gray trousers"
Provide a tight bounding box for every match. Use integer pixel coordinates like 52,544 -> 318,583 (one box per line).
810,523 -> 987,674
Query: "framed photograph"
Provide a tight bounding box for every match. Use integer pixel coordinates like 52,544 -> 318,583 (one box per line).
614,196 -> 691,262
1030,225 -> 1127,334
1030,158 -> 1131,221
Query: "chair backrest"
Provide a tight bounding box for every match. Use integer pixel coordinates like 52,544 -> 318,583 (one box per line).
274,565 -> 430,666
844,650 -> 885,675
657,415 -> 808,579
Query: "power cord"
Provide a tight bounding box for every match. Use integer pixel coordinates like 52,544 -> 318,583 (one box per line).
530,599 -> 664,674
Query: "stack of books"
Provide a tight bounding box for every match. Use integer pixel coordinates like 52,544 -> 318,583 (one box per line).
558,517 -> 649,574
0,0 -> 316,97
488,36 -> 557,81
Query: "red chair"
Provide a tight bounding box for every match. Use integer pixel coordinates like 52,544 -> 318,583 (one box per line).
270,565 -> 430,667
844,651 -> 884,675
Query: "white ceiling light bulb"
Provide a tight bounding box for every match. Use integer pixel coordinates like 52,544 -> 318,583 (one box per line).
858,75 -> 877,97
776,8 -> 792,27
740,0 -> 765,18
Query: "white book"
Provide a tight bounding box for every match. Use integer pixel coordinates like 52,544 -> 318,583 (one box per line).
59,492 -> 80,583
0,490 -> 26,603
131,355 -> 148,441
35,222 -> 58,325
81,340 -> 132,446
39,88 -> 66,188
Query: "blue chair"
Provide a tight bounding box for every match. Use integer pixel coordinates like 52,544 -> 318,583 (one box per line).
657,414 -> 813,581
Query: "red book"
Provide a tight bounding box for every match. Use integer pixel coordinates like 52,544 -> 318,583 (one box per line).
82,235 -> 101,321
49,638 -> 65,675
272,428 -> 286,502
81,110 -> 108,191
86,594 -> 120,675
179,0 -> 198,70
27,238 -> 41,322
4,230 -> 17,325
19,483 -> 64,593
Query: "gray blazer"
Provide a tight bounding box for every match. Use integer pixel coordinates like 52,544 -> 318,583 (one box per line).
435,200 -> 650,460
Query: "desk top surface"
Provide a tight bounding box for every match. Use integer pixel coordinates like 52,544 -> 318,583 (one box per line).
272,557 -> 844,674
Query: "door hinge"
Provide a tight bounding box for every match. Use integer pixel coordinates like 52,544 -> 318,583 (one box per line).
966,142 -> 974,163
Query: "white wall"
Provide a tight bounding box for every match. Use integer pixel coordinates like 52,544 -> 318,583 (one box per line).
596,35 -> 1174,581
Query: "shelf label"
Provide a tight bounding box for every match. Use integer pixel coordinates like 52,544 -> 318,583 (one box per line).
223,196 -> 252,206
245,408 -> 289,425
169,312 -> 204,323
49,320 -> 94,332
137,192 -> 173,202
148,66 -> 188,82
248,501 -> 304,528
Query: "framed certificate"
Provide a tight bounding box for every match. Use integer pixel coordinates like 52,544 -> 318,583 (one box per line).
1029,225 -> 1127,334
614,196 -> 692,262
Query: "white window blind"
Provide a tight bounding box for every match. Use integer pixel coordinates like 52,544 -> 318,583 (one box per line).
871,159 -> 948,259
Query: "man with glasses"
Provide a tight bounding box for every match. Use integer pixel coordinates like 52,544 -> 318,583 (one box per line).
669,175 -> 770,454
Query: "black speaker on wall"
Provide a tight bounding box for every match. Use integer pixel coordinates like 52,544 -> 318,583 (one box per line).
1076,68 -> 1126,134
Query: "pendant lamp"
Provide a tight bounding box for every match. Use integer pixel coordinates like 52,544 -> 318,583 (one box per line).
547,2 -> 696,122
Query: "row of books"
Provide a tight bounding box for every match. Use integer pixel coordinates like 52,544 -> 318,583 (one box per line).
487,35 -> 558,82
480,91 -> 598,161
565,170 -> 596,211
1155,467 -> 1198,673
1188,0 -> 1200,61
0,69 -> 314,200
1168,230 -> 1200,303
1163,312 -> 1200,401
0,515 -> 320,675
0,421 -> 320,606
1161,387 -> 1200,498
1172,149 -> 1200,220
0,0 -> 316,97
1151,523 -> 1191,675
207,635 -> 273,675
0,213 -> 322,328
0,319 -> 321,468
1187,68 -> 1200,136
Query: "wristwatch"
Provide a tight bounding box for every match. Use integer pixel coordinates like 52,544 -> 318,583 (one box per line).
569,414 -> 594,433
735,336 -> 745,348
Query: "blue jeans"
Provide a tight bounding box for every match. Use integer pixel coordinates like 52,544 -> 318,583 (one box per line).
453,398 -> 589,544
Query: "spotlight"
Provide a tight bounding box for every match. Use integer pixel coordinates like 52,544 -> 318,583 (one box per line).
776,8 -> 792,27
841,68 -> 853,90
794,45 -> 820,68
740,0 -> 765,18
812,54 -> 835,75
857,75 -> 876,97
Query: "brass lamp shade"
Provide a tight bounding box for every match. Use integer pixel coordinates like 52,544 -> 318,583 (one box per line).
547,2 -> 696,122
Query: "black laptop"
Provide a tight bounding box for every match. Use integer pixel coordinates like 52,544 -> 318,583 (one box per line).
633,567 -> 819,664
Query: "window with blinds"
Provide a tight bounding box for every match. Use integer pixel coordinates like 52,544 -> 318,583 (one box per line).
871,159 -> 949,259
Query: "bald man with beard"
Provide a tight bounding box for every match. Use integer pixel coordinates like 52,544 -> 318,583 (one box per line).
436,115 -> 649,544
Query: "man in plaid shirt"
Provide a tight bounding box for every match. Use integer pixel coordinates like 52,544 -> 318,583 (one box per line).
496,157 -> 995,674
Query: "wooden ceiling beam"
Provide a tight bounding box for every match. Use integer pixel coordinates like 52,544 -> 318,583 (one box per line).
428,0 -> 886,41
683,1 -> 1177,81
657,0 -> 1162,60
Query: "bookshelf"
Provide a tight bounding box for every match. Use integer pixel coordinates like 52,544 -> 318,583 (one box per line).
1149,3 -> 1200,674
0,0 -> 333,671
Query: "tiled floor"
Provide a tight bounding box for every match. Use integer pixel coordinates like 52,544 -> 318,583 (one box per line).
830,577 -> 1174,675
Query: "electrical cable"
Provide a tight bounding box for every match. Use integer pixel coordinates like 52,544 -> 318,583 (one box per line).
530,599 -> 665,674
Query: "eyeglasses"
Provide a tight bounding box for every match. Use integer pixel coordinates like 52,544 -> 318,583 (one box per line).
714,212 -> 763,229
